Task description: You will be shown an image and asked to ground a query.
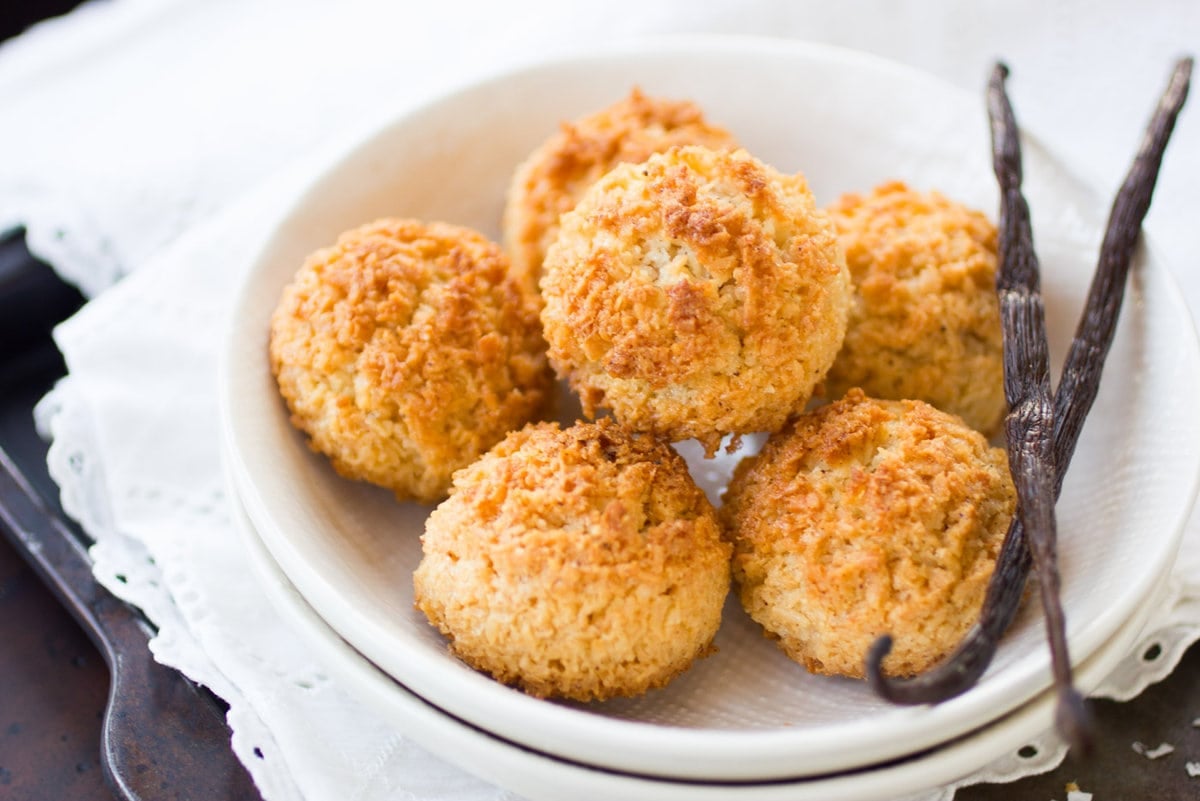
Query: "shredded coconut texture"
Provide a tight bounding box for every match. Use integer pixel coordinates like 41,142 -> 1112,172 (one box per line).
414,419 -> 731,701
503,88 -> 738,286
723,389 -> 1015,677
824,181 -> 1006,434
541,145 -> 850,455
269,218 -> 551,503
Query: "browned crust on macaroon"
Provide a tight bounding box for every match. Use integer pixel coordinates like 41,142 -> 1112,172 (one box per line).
540,145 -> 850,454
269,218 -> 551,503
503,88 -> 738,286
824,181 -> 1006,434
414,419 -> 731,701
722,389 -> 1015,677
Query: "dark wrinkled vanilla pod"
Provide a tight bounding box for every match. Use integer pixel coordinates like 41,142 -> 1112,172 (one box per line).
867,58 -> 1193,743
986,61 -> 1088,753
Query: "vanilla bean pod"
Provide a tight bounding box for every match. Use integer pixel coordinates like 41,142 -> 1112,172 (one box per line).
867,58 -> 1193,725
987,61 -> 1089,751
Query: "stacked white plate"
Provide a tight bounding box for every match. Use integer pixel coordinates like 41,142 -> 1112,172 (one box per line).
219,38 -> 1200,800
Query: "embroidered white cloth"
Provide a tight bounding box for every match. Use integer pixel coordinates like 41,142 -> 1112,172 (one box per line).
3,1 -> 1198,799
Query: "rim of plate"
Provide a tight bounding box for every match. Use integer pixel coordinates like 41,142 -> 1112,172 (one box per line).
218,35 -> 1200,781
227,474 -> 1168,801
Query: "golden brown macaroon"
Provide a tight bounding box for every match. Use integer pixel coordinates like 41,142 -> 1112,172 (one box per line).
823,180 -> 1006,434
269,219 -> 551,503
503,88 -> 738,285
540,145 -> 851,456
722,389 -> 1015,678
414,419 -> 731,701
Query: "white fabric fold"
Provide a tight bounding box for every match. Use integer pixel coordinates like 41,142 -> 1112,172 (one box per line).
6,1 -> 1200,799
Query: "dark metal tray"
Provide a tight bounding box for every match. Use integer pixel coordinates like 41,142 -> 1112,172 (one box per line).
0,231 -> 260,801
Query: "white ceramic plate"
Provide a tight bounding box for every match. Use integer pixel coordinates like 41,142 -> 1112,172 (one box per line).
228,479 -> 1167,801
220,37 -> 1200,781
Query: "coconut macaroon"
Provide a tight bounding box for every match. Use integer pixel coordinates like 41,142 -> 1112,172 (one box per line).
414,419 -> 731,701
540,145 -> 851,456
269,219 -> 551,503
823,180 -> 1006,434
722,389 -> 1015,678
503,88 -> 738,285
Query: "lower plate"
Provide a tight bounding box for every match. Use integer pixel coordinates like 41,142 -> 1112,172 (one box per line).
228,476 -> 1163,801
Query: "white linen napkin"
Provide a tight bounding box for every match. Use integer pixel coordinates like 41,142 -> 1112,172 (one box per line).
4,1 -> 1199,799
